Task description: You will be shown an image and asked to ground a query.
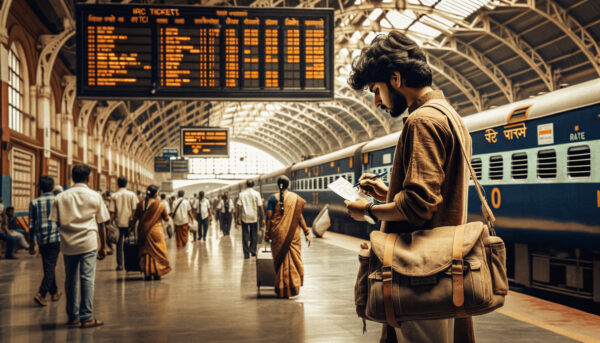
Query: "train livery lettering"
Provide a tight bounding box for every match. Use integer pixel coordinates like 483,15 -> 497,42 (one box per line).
537,123 -> 554,145
484,128 -> 498,143
491,187 -> 501,209
502,122 -> 527,140
569,131 -> 586,141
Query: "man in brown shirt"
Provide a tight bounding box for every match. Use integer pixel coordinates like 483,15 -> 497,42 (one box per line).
345,30 -> 474,343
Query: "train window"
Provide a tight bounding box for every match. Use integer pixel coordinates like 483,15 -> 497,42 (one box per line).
489,155 -> 503,180
318,178 -> 323,190
312,179 -> 316,189
348,173 -> 353,184
537,149 -> 557,179
511,153 -> 528,179
471,158 -> 482,180
324,176 -> 328,189
330,176 -> 334,183
567,145 -> 591,177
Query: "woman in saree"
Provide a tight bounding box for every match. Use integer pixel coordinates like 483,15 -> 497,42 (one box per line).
265,176 -> 311,298
134,185 -> 172,281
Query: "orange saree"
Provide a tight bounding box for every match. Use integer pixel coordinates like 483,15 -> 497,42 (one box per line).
135,199 -> 172,278
267,192 -> 309,298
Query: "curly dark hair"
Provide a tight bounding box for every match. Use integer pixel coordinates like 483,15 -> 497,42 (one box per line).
348,30 -> 432,90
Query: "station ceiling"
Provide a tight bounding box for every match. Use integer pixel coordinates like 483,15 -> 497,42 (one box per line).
38,0 -> 600,165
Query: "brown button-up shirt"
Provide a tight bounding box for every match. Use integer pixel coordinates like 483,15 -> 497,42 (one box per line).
382,90 -> 472,233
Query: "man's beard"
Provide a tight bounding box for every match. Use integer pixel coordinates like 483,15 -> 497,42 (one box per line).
389,87 -> 408,118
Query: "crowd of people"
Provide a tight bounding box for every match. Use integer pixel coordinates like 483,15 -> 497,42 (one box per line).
0,162 -> 316,330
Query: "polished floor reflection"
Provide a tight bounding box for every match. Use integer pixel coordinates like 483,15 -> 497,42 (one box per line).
0,222 -> 587,342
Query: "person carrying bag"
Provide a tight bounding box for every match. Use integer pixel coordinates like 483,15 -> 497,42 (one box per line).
353,99 -> 507,337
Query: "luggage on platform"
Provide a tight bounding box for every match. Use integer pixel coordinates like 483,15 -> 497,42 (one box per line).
256,244 -> 276,297
123,224 -> 140,273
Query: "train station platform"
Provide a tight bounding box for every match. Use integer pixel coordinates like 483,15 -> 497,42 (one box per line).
0,225 -> 598,343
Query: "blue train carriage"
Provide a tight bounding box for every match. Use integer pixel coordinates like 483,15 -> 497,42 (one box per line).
290,143 -> 371,238
464,78 -> 600,302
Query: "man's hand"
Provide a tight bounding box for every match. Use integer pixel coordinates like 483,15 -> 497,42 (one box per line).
358,173 -> 388,201
97,247 -> 108,260
345,197 -> 371,222
209,215 -> 213,221
305,234 -> 311,247
236,218 -> 242,225
261,219 -> 265,228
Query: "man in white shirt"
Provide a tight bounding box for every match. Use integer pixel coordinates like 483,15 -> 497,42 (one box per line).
236,180 -> 265,259
172,190 -> 193,248
196,191 -> 213,241
50,164 -> 110,328
109,177 -> 139,271
217,192 -> 234,236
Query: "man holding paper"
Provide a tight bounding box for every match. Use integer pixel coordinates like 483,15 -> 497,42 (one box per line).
344,30 -> 474,343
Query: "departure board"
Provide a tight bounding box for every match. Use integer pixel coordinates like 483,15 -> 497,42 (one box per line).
181,127 -> 229,158
76,4 -> 334,100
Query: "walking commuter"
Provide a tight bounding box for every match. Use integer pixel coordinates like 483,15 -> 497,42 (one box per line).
50,164 -> 109,328
172,190 -> 193,248
236,180 -> 265,259
160,194 -> 173,239
197,191 -> 213,241
134,185 -> 171,280
345,30 -> 475,342
109,177 -> 139,271
30,176 -> 62,306
189,194 -> 200,241
265,176 -> 311,297
217,192 -> 234,235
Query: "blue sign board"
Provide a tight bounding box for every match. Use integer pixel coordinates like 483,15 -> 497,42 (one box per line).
162,147 -> 178,158
154,157 -> 171,172
171,159 -> 189,174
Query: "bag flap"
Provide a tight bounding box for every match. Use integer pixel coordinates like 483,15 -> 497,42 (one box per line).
370,222 -> 485,277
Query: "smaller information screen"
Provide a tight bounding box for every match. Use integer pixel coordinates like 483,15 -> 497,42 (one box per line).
181,127 -> 229,158
171,158 -> 190,174
154,156 -> 171,172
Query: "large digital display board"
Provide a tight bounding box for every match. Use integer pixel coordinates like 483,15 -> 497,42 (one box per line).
76,4 -> 334,100
181,127 -> 229,158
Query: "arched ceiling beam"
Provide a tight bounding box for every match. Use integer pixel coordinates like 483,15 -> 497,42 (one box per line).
320,102 -> 374,139
36,26 -> 75,88
494,0 -> 600,76
78,100 -> 97,128
235,134 -> 298,164
272,110 -> 339,150
282,103 -> 355,143
457,14 -> 554,91
260,120 -> 321,155
0,0 -> 13,43
237,114 -> 329,153
424,35 -> 515,101
337,28 -> 514,104
253,123 -> 316,156
426,54 -> 482,112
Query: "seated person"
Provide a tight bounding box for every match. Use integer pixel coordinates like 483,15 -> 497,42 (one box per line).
3,207 -> 29,250
0,213 -> 17,259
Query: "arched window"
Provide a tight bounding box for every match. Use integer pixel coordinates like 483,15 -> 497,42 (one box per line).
8,43 -> 24,133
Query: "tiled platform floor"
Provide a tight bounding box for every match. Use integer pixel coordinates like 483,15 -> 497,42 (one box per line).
0,223 -> 597,342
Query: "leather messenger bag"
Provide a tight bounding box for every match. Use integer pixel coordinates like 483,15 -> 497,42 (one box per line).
355,100 -> 508,326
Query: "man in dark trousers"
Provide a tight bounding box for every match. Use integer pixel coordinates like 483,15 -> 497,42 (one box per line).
217,192 -> 234,236
30,176 -> 62,306
345,30 -> 474,343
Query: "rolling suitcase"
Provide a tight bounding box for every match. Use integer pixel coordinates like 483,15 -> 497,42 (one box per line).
256,244 -> 276,297
123,225 -> 141,273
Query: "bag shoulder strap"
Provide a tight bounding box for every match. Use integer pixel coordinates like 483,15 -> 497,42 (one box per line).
422,99 -> 496,232
382,233 -> 401,328
172,198 -> 184,217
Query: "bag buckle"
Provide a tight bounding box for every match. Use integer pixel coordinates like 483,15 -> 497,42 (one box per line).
451,258 -> 464,275
381,265 -> 393,282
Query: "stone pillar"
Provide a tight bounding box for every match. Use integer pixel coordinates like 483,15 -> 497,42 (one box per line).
38,85 -> 51,169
